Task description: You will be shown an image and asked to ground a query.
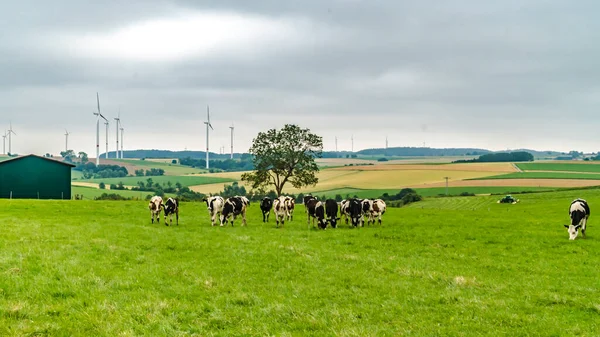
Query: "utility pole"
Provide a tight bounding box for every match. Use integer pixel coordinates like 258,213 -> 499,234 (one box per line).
444,176 -> 450,196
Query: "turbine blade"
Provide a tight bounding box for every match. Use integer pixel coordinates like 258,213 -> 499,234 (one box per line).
97,92 -> 101,114
209,123 -> 214,130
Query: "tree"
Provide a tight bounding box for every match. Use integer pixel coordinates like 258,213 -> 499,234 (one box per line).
241,124 -> 323,196
78,152 -> 88,164
99,182 -> 106,189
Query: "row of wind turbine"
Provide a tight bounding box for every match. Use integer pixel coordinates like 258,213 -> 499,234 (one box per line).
204,105 -> 235,169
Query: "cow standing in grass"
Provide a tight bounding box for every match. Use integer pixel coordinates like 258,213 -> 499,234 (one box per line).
370,199 -> 387,225
149,195 -> 163,224
347,198 -> 363,227
260,197 -> 273,222
325,199 -> 341,228
203,196 -> 224,226
340,199 -> 349,224
273,196 -> 288,227
312,201 -> 329,229
220,196 -> 248,226
564,198 -> 590,240
304,195 -> 317,223
163,197 -> 179,226
284,196 -> 295,221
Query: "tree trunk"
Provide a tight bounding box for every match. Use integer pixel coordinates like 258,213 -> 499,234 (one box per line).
276,184 -> 283,197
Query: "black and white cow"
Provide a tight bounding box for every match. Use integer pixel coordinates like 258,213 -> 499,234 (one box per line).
325,199 -> 341,228
203,196 -> 224,226
313,201 -> 328,229
304,195 -> 317,223
220,196 -> 248,226
347,198 -> 363,227
284,196 -> 295,221
236,195 -> 250,207
564,198 -> 590,240
272,196 -> 288,227
148,195 -> 163,224
370,199 -> 386,225
305,197 -> 320,226
163,197 -> 179,226
260,197 -> 273,222
340,199 -> 349,224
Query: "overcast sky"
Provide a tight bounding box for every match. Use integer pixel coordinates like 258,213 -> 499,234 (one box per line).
1,0 -> 599,157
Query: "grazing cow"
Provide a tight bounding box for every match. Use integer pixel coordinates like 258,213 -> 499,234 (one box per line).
312,201 -> 329,229
260,197 -> 273,222
220,196 -> 248,226
325,199 -> 341,228
148,195 -> 163,224
369,199 -> 387,225
304,195 -> 317,223
272,196 -> 288,227
564,198 -> 590,240
305,198 -> 320,226
347,198 -> 363,227
236,195 -> 250,206
203,196 -> 225,226
361,199 -> 373,224
284,196 -> 295,221
340,199 -> 350,224
163,197 -> 179,226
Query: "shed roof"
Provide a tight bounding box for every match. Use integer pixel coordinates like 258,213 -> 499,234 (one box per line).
0,154 -> 76,167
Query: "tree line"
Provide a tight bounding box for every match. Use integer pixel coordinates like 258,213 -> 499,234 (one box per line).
452,151 -> 534,163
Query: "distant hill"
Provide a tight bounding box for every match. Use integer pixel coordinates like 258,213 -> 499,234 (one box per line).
101,150 -> 250,160
354,147 -> 492,157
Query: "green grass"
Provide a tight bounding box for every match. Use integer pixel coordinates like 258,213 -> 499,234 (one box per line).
517,162 -> 600,173
81,175 -> 235,187
471,172 -> 600,180
1,190 -> 600,335
311,186 -> 558,199
70,186 -> 172,200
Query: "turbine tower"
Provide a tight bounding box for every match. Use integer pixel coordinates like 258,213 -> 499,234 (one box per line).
385,136 -> 388,149
114,110 -> 121,160
94,93 -> 108,165
104,120 -> 109,159
8,122 -> 16,155
2,131 -> 6,155
335,136 -> 338,152
120,126 -> 124,159
351,134 -> 354,152
204,105 -> 213,169
64,129 -> 70,152
229,123 -> 234,159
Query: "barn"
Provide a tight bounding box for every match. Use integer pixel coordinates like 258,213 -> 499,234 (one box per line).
0,154 -> 75,199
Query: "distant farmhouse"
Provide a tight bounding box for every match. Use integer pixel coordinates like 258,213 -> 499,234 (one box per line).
0,154 -> 75,199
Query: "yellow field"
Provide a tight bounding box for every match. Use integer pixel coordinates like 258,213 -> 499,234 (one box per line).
190,163 -> 515,194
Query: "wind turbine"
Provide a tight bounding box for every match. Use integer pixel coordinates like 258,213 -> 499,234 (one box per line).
2,131 -> 6,155
8,122 -> 16,155
204,105 -> 213,169
64,129 -> 70,152
114,110 -> 121,159
335,136 -> 338,152
351,134 -> 354,152
229,123 -> 234,159
94,93 -> 108,165
120,125 -> 124,159
104,119 -> 109,159
385,136 -> 388,149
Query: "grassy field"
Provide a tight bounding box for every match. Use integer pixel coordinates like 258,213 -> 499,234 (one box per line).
79,175 -> 235,188
311,186 -> 559,199
517,162 -> 600,173
1,190 -> 600,335
70,186 -> 172,200
472,172 -> 600,180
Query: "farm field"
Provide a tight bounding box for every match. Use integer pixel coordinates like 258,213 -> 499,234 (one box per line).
472,172 -> 600,180
76,175 -> 235,189
516,162 -> 600,173
312,186 -> 559,199
71,186 -> 173,200
192,163 -> 516,195
1,190 -> 600,335
91,159 -> 206,176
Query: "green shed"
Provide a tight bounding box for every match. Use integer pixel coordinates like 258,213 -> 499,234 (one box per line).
0,154 -> 75,199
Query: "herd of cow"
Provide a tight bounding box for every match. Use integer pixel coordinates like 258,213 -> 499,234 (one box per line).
147,193 -> 387,229
146,193 -> 590,240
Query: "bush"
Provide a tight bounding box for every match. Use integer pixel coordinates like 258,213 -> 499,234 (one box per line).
377,157 -> 389,162
95,193 -> 130,200
99,182 -> 106,189
459,192 -> 476,196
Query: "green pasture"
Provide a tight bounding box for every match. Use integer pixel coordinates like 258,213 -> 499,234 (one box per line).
70,186 -> 174,200
516,162 -> 600,173
471,171 -> 600,180
310,186 -> 558,199
1,189 -> 600,335
80,175 -> 235,187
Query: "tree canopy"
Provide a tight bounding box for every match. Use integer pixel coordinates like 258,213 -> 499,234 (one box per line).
241,124 -> 323,196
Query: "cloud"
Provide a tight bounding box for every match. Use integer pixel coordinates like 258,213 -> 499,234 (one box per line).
1,0 -> 600,156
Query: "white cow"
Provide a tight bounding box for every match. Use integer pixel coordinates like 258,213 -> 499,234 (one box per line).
284,196 -> 295,221
564,198 -> 590,240
203,196 -> 225,226
370,199 -> 387,225
148,195 -> 163,224
272,196 -> 288,227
